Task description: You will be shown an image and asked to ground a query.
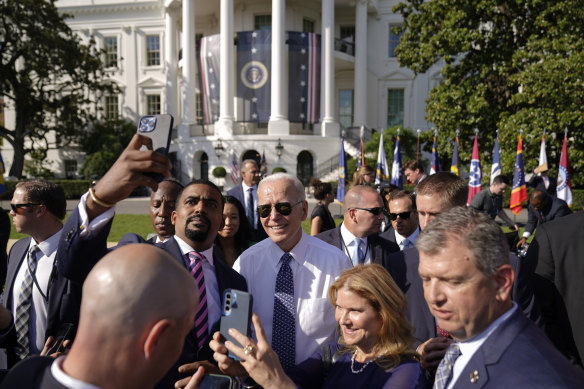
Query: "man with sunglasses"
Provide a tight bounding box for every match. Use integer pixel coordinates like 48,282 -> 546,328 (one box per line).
233,173 -> 351,368
316,185 -> 399,268
380,190 -> 420,250
0,180 -> 76,367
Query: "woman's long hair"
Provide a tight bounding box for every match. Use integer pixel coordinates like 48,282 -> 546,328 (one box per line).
217,195 -> 253,255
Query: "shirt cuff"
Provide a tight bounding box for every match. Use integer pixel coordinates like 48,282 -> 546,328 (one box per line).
522,231 -> 531,239
77,192 -> 116,238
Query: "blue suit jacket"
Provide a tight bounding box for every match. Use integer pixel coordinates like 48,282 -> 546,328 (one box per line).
450,310 -> 584,388
315,226 -> 401,275
226,184 -> 268,242
524,195 -> 572,235
387,248 -> 540,345
0,237 -> 82,367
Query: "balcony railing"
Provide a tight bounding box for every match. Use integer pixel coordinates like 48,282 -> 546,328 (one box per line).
334,38 -> 354,56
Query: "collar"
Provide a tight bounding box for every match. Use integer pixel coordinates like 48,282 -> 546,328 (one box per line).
394,226 -> 420,245
241,182 -> 256,192
269,231 -> 309,272
340,223 -> 368,248
173,235 -> 215,266
51,356 -> 102,389
30,228 -> 63,258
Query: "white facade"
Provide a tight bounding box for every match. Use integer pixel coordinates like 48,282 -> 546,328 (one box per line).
3,0 -> 442,187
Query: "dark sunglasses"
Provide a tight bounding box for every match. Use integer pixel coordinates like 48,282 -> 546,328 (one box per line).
351,207 -> 385,215
257,201 -> 303,218
11,203 -> 41,214
389,211 -> 412,221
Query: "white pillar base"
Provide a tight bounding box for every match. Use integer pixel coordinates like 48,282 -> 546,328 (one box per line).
321,121 -> 340,137
214,117 -> 233,139
268,119 -> 290,136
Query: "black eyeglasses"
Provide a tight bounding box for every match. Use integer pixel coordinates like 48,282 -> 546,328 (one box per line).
389,211 -> 412,221
351,207 -> 385,215
257,201 -> 303,218
11,203 -> 41,214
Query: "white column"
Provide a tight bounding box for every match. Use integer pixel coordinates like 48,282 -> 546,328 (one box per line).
320,0 -> 339,137
353,0 -> 368,127
181,0 -> 196,125
215,0 -> 234,138
268,0 -> 289,135
165,7 -> 178,119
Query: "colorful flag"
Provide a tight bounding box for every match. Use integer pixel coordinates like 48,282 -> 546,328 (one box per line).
450,135 -> 459,176
510,135 -> 527,214
539,131 -> 548,171
0,151 -> 5,196
467,135 -> 482,204
430,131 -> 440,175
288,32 -> 321,123
197,34 -> 221,124
237,30 -> 271,122
391,133 -> 403,189
490,136 -> 501,184
556,132 -> 572,206
356,138 -> 365,169
336,138 -> 348,204
230,152 -> 239,184
375,134 -> 390,186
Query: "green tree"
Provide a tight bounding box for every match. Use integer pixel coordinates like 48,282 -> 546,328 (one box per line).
0,0 -> 117,178
394,0 -> 584,185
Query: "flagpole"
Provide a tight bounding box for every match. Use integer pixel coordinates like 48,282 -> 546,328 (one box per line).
416,129 -> 421,161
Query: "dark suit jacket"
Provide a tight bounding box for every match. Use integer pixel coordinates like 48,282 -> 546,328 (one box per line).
387,248 -> 540,345
315,225 -> 401,276
524,195 -> 572,235
450,310 -> 584,388
0,238 -> 82,368
0,207 -> 10,287
57,208 -> 248,388
379,226 -> 398,244
0,356 -> 66,389
528,174 -> 557,196
526,212 -> 584,366
226,184 -> 268,242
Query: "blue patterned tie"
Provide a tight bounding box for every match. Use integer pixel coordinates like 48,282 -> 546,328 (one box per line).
246,188 -> 255,227
272,253 -> 295,369
15,245 -> 39,359
433,343 -> 461,389
353,238 -> 364,265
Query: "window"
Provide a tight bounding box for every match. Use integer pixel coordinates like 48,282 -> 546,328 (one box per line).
147,95 -> 161,115
387,89 -> 404,127
104,95 -> 119,119
339,89 -> 354,128
303,19 -> 315,33
64,159 -> 77,179
340,26 -> 355,40
255,15 -> 272,31
196,92 -> 204,125
146,35 -> 161,66
388,24 -> 403,58
104,36 -> 118,68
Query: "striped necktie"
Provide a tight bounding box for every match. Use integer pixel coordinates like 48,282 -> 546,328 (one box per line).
15,245 -> 40,359
187,251 -> 208,348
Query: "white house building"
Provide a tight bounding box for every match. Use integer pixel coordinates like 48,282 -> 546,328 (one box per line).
4,0 -> 442,189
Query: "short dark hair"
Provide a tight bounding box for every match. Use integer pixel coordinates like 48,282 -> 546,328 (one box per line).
403,160 -> 424,172
15,180 -> 66,220
161,177 -> 184,189
416,172 -> 468,208
492,175 -> 509,186
313,182 -> 333,200
176,179 -> 224,209
388,190 -> 416,211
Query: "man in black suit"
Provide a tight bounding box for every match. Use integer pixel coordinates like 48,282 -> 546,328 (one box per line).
0,206 -> 11,286
516,189 -> 572,249
387,172 -> 539,377
56,135 -> 247,387
380,190 -> 419,250
0,180 -> 76,367
226,159 -> 267,242
146,178 -> 183,243
0,244 -> 199,389
316,185 -> 400,269
525,212 -> 584,367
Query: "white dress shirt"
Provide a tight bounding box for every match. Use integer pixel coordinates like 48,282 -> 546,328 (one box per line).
339,223 -> 371,266
233,232 -> 351,365
52,356 -> 101,389
447,303 -> 518,389
11,228 -> 63,353
394,226 -> 420,250
241,182 -> 258,229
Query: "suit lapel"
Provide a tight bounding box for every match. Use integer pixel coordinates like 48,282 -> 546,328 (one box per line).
2,238 -> 31,308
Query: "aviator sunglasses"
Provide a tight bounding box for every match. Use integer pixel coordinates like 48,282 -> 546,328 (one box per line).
257,201 -> 303,218
388,211 -> 412,221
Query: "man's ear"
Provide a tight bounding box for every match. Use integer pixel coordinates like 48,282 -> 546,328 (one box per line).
143,319 -> 173,359
494,264 -> 514,302
171,210 -> 177,226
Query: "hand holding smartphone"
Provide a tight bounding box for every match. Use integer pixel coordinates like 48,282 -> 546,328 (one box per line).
219,289 -> 253,361
137,114 -> 174,182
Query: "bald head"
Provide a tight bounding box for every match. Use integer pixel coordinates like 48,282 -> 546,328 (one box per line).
344,185 -> 380,209
80,244 -> 197,337
344,185 -> 385,237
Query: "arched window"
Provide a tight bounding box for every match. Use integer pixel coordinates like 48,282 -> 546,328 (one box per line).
296,151 -> 313,187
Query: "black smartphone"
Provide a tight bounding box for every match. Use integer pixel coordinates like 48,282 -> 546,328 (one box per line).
198,374 -> 233,389
47,322 -> 74,355
219,289 -> 253,361
137,114 -> 174,182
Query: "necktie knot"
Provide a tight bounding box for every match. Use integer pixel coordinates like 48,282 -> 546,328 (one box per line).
188,251 -> 205,267
281,253 -> 293,266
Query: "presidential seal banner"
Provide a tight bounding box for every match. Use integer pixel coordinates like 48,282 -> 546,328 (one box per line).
237,31 -> 271,123
288,32 -> 321,124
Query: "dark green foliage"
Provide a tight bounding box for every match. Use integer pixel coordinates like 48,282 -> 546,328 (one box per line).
212,166 -> 227,178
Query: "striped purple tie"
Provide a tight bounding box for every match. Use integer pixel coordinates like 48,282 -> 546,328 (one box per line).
188,251 -> 209,348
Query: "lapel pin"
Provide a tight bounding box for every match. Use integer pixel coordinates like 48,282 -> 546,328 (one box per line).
470,370 -> 479,383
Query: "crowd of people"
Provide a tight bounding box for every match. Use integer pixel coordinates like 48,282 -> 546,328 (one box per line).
0,134 -> 582,389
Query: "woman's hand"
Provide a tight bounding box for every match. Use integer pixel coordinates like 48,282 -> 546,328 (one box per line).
221,313 -> 296,389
